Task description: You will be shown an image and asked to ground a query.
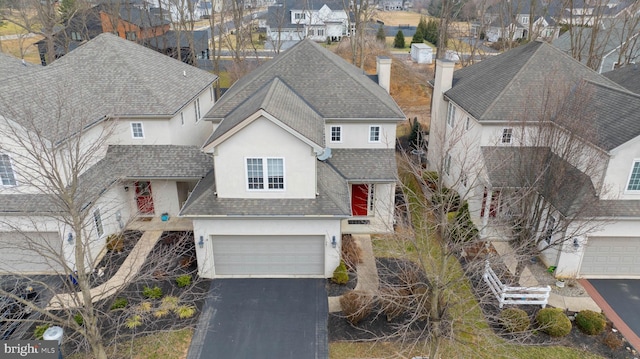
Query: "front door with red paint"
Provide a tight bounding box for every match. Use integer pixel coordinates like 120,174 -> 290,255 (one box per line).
480,188 -> 500,218
351,184 -> 369,216
135,181 -> 155,214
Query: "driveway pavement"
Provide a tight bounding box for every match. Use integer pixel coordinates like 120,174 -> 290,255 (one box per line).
586,279 -> 640,350
187,278 -> 328,359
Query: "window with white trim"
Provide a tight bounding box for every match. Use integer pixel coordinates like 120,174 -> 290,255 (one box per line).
444,153 -> 451,175
294,12 -> 306,20
501,128 -> 513,144
0,154 -> 17,186
369,126 -> 380,142
246,158 -> 284,190
626,160 -> 640,191
93,209 -> 104,237
330,126 -> 342,142
131,122 -> 144,138
447,102 -> 456,127
317,28 -> 324,36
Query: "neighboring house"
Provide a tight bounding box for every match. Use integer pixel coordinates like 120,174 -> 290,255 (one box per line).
180,40 -> 405,279
603,63 -> 640,93
475,0 -> 561,42
559,0 -> 637,26
263,0 -> 351,51
428,40 -> 640,279
0,33 -> 217,274
553,19 -> 640,73
36,1 -> 207,65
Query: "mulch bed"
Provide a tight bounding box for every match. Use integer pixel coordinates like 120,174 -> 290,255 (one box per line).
328,257 -> 636,358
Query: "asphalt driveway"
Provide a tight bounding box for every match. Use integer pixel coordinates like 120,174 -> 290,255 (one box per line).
187,278 -> 328,359
588,279 -> 640,348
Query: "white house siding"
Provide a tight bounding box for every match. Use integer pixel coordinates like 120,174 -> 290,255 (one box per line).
212,117 -> 317,199
342,182 -> 396,234
555,219 -> 640,278
324,122 -> 397,149
602,135 -> 640,200
192,217 -> 342,278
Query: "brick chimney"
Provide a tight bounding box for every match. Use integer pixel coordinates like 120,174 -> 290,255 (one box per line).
376,56 -> 392,93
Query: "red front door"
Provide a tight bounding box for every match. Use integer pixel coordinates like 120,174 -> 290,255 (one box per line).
135,181 -> 155,214
481,188 -> 501,218
351,184 -> 369,216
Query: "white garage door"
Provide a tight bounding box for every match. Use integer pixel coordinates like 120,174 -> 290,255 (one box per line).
212,235 -> 325,277
0,232 -> 64,273
580,237 -> 640,278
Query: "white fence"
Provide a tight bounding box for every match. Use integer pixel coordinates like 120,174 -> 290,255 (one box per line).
483,261 -> 551,308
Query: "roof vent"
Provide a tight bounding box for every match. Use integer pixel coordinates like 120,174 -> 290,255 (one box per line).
183,70 -> 187,77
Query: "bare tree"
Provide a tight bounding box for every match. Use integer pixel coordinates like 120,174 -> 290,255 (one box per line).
342,0 -> 377,68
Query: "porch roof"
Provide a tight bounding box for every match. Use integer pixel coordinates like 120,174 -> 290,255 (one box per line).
325,149 -> 397,181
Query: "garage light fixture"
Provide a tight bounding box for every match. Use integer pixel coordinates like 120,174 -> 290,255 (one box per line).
331,236 -> 337,248
67,233 -> 74,244
573,238 -> 579,249
198,236 -> 204,249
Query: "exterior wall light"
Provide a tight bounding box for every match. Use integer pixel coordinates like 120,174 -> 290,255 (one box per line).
331,236 -> 337,248
198,235 -> 204,249
67,233 -> 74,244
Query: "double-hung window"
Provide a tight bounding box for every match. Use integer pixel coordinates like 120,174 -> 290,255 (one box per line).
93,209 -> 104,237
627,160 -> 640,191
446,102 -> 456,127
246,158 -> 284,190
330,126 -> 342,142
131,122 -> 144,139
501,128 -> 513,144
194,99 -> 201,121
0,154 -> 17,186
369,126 -> 380,142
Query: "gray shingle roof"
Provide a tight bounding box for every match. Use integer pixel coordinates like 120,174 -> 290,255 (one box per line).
603,64 -> 640,94
0,33 -> 217,143
446,40 -> 640,151
205,77 -> 325,147
325,149 -> 397,181
180,160 -> 351,217
584,200 -> 640,218
482,146 -> 598,217
1,145 -> 211,214
205,39 -> 404,122
446,41 -> 625,123
0,52 -> 36,80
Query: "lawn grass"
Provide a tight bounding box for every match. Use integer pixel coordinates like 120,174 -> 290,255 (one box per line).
67,329 -> 193,359
0,35 -> 44,64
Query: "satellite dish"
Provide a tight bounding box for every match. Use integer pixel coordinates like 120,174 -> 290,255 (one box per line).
317,147 -> 332,161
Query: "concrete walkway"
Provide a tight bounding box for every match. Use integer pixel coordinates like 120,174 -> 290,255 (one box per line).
492,241 -> 601,312
46,230 -> 163,310
328,234 -> 379,313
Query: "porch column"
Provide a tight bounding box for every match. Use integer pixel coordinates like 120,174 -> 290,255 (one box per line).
480,188 -> 492,239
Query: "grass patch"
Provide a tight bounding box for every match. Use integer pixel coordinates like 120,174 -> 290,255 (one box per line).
0,35 -> 44,64
68,329 -> 193,359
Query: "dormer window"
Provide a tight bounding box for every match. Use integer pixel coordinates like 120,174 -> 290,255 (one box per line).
369,126 -> 380,142
330,126 -> 342,142
294,12 -> 306,20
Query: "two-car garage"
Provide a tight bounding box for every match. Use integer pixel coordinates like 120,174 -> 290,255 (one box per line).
211,235 -> 326,277
579,237 -> 640,278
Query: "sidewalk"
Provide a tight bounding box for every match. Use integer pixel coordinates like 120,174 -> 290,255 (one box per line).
46,230 -> 163,310
328,234 -> 379,313
492,241 -> 601,312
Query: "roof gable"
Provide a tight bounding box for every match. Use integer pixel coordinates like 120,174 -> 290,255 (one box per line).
205,39 -> 404,122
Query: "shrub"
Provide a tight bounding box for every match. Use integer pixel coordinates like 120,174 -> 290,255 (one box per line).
393,30 -> 405,48
174,305 -> 196,319
376,26 -> 386,43
536,308 -> 572,337
106,234 -> 124,252
331,260 -> 349,285
379,287 -> 411,322
153,309 -> 170,318
142,285 -> 163,299
137,301 -> 153,313
575,310 -> 606,335
161,296 -> 180,310
448,202 -> 478,243
341,234 -> 362,270
110,297 -> 128,310
500,308 -> 530,333
422,171 -> 439,190
176,275 -> 192,288
125,315 -> 142,329
34,324 -> 50,340
340,290 -> 374,325
603,331 -> 624,350
73,313 -> 83,326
